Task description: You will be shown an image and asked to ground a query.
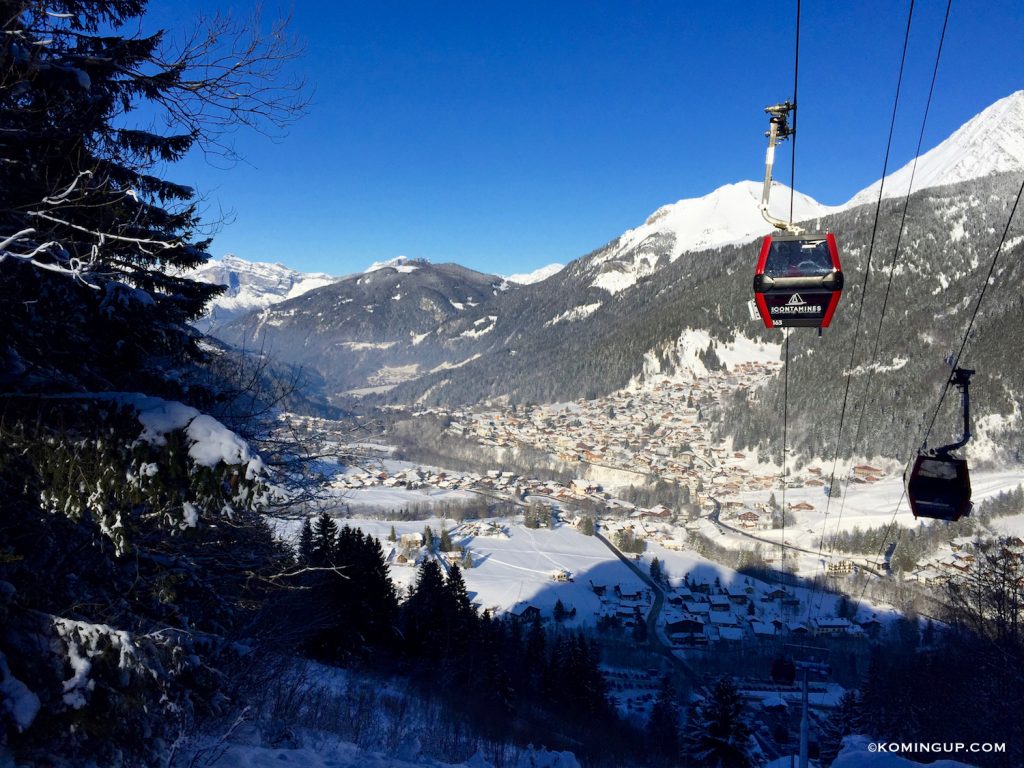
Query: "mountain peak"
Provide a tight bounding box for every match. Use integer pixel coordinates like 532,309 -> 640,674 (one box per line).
505,263 -> 565,285
587,180 -> 833,294
188,254 -> 337,330
846,89 -> 1024,207
364,255 -> 428,274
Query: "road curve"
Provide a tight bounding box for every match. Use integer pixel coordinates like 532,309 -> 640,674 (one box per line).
593,528 -> 699,684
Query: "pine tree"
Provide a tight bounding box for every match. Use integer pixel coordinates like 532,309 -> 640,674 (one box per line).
526,613 -> 546,666
311,512 -> 339,566
647,675 -> 681,761
298,518 -> 315,564
580,515 -> 595,536
423,525 -> 435,550
819,689 -> 862,765
439,525 -> 453,552
388,525 -> 397,542
836,594 -> 852,619
553,599 -> 567,623
445,564 -> 473,620
683,676 -> 754,768
0,1 -> 302,397
650,557 -> 662,584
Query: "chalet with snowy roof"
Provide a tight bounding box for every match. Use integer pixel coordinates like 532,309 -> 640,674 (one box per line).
399,533 -> 424,549
717,626 -> 744,643
737,510 -> 762,529
826,559 -> 855,575
725,589 -> 750,606
616,606 -> 643,625
789,501 -> 815,512
666,616 -> 705,636
682,601 -> 711,616
509,603 -> 541,623
812,617 -> 853,635
762,588 -> 789,602
709,611 -> 741,628
786,622 -> 810,636
615,586 -> 646,602
750,621 -> 777,638
852,464 -> 883,478
709,594 -> 732,612
857,616 -> 882,634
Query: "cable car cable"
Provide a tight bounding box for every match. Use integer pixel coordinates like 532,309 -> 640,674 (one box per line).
918,177 -> 1024,450
780,327 -> 790,582
803,0 -> 917,621
788,0 -> 801,228
778,0 -> 801,582
813,0 -> 952,616
856,171 -> 1024,607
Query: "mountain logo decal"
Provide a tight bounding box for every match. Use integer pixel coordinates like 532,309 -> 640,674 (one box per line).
787,294 -> 806,306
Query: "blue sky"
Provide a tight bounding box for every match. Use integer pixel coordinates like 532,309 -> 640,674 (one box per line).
146,0 -> 1024,276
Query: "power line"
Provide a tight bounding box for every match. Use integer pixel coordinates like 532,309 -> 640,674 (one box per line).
805,0 -> 917,622
779,0 -> 801,584
815,0 -> 953,617
789,0 -> 801,228
781,328 -> 790,582
857,171 -> 1024,608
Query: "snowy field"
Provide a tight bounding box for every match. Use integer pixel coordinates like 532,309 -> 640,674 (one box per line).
352,517 -> 646,622
339,486 -> 479,510
989,512 -> 1024,538
731,469 -> 1024,554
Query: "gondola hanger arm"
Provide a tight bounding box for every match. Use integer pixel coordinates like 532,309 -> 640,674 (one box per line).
760,101 -> 804,235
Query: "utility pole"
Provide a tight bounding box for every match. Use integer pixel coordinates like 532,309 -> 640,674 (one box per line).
791,649 -> 830,768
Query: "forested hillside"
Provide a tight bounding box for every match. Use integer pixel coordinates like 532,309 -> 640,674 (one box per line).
391,172 -> 1024,464
215,260 -> 510,395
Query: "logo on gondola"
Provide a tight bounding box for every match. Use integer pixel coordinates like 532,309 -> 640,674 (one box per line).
771,292 -> 822,315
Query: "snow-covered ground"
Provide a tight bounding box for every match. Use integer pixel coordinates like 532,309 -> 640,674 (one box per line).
208,737 -> 579,768
729,469 -> 1024,565
340,486 -> 479,511
352,517 -> 646,622
989,512 -> 1024,538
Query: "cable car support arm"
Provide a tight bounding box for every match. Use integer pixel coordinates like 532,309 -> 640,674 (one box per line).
760,101 -> 802,234
933,367 -> 975,455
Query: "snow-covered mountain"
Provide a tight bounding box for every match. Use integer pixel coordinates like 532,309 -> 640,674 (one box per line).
585,180 -> 834,294
846,89 -> 1024,207
212,260 -> 511,397
505,263 -> 565,285
189,254 -> 337,330
363,255 -> 423,274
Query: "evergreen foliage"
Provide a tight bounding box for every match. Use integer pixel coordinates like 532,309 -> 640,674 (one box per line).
380,175 -> 1024,467
646,675 -> 681,763
439,525 -> 454,552
683,676 -> 754,768
613,527 -> 646,554
819,689 -> 862,765
553,599 -> 567,623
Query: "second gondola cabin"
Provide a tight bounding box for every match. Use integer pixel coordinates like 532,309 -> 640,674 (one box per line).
906,454 -> 972,522
753,232 -> 843,329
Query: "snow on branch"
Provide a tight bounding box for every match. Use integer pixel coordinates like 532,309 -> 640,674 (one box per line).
0,226 -> 98,287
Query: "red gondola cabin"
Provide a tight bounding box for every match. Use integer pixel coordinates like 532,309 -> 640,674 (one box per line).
753,232 -> 843,329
